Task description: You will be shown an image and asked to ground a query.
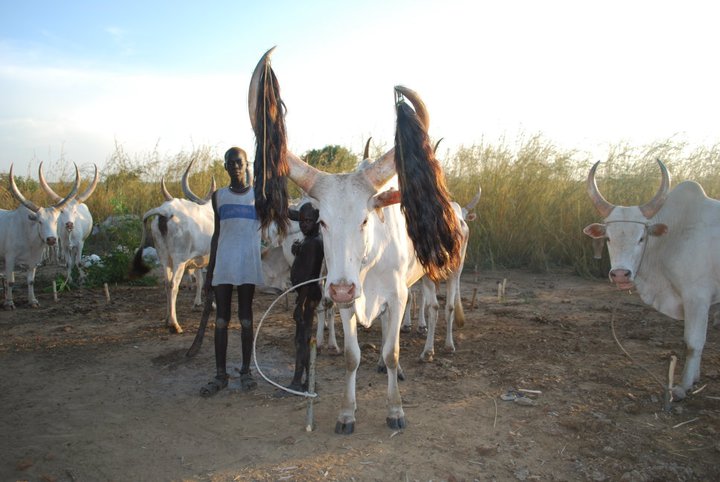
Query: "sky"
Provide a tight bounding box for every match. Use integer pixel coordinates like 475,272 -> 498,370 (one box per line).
1,0 -> 719,178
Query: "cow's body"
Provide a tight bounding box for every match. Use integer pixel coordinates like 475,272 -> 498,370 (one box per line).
249,48 -> 462,433
584,160 -> 720,400
1,164 -> 79,309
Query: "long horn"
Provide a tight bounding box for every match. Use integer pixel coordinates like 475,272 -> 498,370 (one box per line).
639,159 -> 670,218
364,85 -> 429,189
433,137 -> 444,154
76,164 -> 99,203
181,159 -> 203,204
586,161 -> 615,218
203,176 -> 217,203
248,47 -> 320,194
54,163 -> 80,209
465,186 -> 482,212
38,161 -> 62,203
160,177 -> 174,201
363,137 -> 373,160
10,163 -> 40,212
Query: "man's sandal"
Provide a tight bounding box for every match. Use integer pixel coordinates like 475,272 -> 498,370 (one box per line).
199,375 -> 228,398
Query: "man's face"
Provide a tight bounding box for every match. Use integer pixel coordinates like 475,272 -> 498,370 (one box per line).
299,204 -> 319,236
225,152 -> 249,183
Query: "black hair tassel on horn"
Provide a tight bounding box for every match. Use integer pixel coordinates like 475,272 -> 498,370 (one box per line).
394,96 -> 462,283
253,62 -> 290,237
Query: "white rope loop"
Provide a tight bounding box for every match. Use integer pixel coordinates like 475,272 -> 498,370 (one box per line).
252,276 -> 327,398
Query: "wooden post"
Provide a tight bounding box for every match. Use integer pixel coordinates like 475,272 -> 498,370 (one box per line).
52,281 -> 58,302
470,287 -> 478,310
305,338 -> 318,432
103,283 -> 111,303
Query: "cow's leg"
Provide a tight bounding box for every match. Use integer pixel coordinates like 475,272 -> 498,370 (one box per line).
325,302 -> 340,354
377,308 -> 405,380
26,266 -> 39,308
401,288 -> 414,333
673,296 -> 711,400
335,306 -> 360,434
419,277 -> 439,362
3,266 -> 15,310
382,304 -> 406,430
166,263 -> 186,333
443,275 -> 459,354
417,286 -> 429,335
74,244 -> 87,283
192,269 -> 204,307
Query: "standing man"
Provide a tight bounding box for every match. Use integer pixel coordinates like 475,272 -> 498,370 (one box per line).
200,147 -> 263,397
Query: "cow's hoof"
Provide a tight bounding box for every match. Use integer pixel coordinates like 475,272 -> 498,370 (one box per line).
419,351 -> 434,363
168,324 -> 184,334
444,345 -> 456,354
386,416 -> 406,430
335,420 -> 355,435
29,301 -> 40,309
376,364 -> 387,374
417,326 -> 428,335
400,325 -> 411,334
671,385 -> 688,401
398,367 -> 405,381
327,346 -> 342,356
3,302 -> 15,310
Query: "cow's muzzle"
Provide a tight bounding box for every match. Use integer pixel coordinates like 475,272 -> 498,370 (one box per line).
609,268 -> 634,290
46,237 -> 57,246
65,221 -> 74,231
329,282 -> 356,304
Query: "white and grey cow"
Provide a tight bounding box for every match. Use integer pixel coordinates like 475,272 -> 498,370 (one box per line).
38,162 -> 99,282
1,164 -> 80,309
249,48 -> 463,434
583,159 -> 720,401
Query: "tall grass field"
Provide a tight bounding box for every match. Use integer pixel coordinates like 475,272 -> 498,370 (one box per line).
2,136 -> 719,281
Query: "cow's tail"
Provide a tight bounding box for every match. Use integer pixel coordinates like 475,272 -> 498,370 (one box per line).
394,95 -> 462,283
252,59 -> 290,238
129,207 -> 164,279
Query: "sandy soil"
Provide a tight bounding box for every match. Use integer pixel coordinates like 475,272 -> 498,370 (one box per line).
1,268 -> 719,482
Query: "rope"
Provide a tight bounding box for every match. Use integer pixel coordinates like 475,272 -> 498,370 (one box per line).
252,275 -> 327,398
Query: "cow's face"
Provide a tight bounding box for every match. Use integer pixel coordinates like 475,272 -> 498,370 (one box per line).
584,206 -> 667,289
29,206 -> 65,246
58,200 -> 80,235
314,173 -> 380,305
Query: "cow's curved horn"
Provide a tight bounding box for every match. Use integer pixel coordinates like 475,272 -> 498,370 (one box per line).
363,137 -> 373,160
364,86 -> 429,189
10,164 -> 40,212
38,161 -> 62,203
586,161 -> 615,218
639,159 -> 670,218
160,177 -> 174,201
181,158 -> 203,204
433,137 -> 444,154
465,186 -> 482,212
76,164 -> 99,203
248,47 -> 319,194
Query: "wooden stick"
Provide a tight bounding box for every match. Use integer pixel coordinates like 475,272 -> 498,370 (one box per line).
496,281 -> 502,301
52,281 -> 58,302
305,337 -> 318,432
470,287 -> 478,310
502,278 -> 507,298
103,283 -> 110,303
665,354 -> 678,410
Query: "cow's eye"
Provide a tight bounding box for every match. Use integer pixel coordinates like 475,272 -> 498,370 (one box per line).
638,236 -> 644,243
361,218 -> 368,228
319,220 -> 327,230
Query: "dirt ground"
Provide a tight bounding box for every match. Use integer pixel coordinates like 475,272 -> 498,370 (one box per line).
1,267 -> 719,482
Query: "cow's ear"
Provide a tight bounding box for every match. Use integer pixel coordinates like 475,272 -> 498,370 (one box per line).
27,213 -> 38,221
648,223 -> 668,236
371,188 -> 401,209
583,223 -> 606,238
465,212 -> 477,222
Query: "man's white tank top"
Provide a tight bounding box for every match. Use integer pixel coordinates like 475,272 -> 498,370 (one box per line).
211,187 -> 264,286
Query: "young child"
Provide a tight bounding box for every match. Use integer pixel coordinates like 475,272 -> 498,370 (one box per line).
287,202 -> 324,391
200,147 -> 263,397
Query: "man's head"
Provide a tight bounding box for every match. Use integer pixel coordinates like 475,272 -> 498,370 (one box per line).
224,147 -> 250,185
298,202 -> 320,236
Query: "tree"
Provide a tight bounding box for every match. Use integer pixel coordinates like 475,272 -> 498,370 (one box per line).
302,145 -> 358,174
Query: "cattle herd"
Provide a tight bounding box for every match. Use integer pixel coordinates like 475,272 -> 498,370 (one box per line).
2,47 -> 720,436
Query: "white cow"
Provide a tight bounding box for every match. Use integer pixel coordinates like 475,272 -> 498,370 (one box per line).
583,159 -> 720,401
249,48 -> 463,433
401,188 -> 481,362
38,162 -> 99,282
1,164 -> 79,309
130,162 -> 215,333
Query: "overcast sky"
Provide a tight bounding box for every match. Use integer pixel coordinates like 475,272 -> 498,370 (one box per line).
1,0 -> 719,178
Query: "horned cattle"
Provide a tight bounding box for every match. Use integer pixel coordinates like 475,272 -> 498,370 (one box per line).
1,164 -> 80,309
249,48 -> 462,434
583,159 -> 720,401
38,162 -> 99,282
130,161 -> 215,333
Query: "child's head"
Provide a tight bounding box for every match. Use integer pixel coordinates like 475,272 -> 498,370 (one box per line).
224,147 -> 251,185
298,202 -> 320,236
